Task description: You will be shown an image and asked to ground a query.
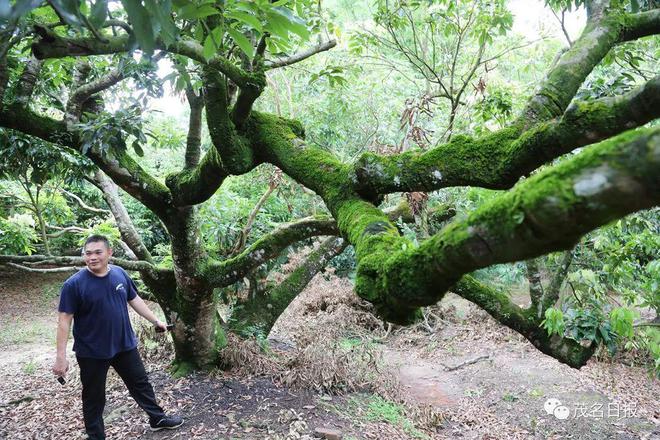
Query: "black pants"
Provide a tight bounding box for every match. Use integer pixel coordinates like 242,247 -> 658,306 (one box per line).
77,348 -> 165,440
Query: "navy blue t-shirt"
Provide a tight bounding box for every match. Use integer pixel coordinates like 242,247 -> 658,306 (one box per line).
58,265 -> 138,359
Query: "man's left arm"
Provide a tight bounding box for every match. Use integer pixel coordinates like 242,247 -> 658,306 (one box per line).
128,295 -> 168,331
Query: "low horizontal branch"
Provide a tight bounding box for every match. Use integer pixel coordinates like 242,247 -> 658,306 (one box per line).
4,263 -> 80,273
0,254 -> 161,274
229,237 -> 347,335
0,104 -> 173,220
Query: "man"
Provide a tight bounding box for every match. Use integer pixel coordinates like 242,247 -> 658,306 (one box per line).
52,234 -> 183,439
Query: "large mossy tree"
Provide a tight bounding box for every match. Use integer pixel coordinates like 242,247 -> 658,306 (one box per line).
0,0 -> 658,372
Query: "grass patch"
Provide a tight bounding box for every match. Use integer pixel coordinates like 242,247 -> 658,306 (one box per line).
464,388 -> 483,397
502,393 -> 519,402
528,388 -> 545,398
41,282 -> 62,307
324,394 -> 428,439
22,359 -> 37,375
0,321 -> 52,346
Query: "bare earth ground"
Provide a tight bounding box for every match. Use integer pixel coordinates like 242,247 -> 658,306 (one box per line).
0,267 -> 658,439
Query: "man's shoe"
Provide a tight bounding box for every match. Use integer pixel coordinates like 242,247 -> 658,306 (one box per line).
150,415 -> 184,431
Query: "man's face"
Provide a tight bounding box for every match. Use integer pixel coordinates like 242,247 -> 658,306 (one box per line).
83,241 -> 112,273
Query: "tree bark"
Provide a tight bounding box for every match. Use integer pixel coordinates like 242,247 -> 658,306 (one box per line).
229,237 -> 347,336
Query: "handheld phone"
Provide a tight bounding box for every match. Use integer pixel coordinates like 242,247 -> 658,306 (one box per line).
155,323 -> 175,333
57,376 -> 66,385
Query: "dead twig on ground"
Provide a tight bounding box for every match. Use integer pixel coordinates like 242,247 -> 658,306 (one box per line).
440,354 -> 490,372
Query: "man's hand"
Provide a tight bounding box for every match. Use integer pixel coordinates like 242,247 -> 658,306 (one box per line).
54,312 -> 73,378
153,320 -> 168,332
53,356 -> 69,377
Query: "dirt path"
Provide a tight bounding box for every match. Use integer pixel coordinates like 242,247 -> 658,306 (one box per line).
385,294 -> 660,439
1,269 -> 658,439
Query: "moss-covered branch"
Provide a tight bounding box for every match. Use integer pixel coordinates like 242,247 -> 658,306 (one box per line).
165,147 -> 229,206
165,69 -> 257,207
30,24 -> 258,89
229,237 -> 347,336
521,7 -> 659,123
250,112 -> 659,327
620,8 -> 660,43
13,56 -> 42,104
247,112 -> 418,322
203,68 -> 255,174
544,250 -> 574,312
0,58 -> 9,107
453,276 -> 595,368
0,104 -> 173,219
66,67 -> 126,122
526,258 -> 544,316
354,76 -> 660,196
184,87 -> 203,169
374,127 -> 660,318
205,216 -> 339,287
231,61 -> 266,128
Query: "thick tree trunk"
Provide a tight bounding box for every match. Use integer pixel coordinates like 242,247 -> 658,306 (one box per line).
164,206 -> 227,371
169,284 -> 226,374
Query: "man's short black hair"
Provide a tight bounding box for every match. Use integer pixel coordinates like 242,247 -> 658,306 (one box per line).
84,234 -> 111,250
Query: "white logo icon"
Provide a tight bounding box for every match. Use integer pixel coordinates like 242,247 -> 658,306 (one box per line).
544,398 -> 561,415
115,283 -> 125,291
554,405 -> 571,419
544,398 -> 570,419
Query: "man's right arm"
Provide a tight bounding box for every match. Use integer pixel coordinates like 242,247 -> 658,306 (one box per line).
53,312 -> 73,376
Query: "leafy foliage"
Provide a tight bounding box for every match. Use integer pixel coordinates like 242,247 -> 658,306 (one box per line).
0,214 -> 38,255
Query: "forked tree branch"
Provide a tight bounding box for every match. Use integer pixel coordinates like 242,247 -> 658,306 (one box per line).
265,39 -> 337,69
229,236 -> 347,335
60,188 -> 111,215
205,216 -> 340,287
453,276 -> 595,368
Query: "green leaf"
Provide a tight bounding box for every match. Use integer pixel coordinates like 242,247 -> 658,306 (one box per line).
178,3 -> 219,20
227,27 -> 254,58
132,140 -> 144,157
269,6 -> 309,40
195,4 -> 220,18
233,1 -> 258,14
146,0 -> 178,45
120,0 -> 156,54
202,26 -> 224,60
88,0 -> 108,28
203,34 -> 216,60
50,0 -> 84,27
225,10 -> 263,32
